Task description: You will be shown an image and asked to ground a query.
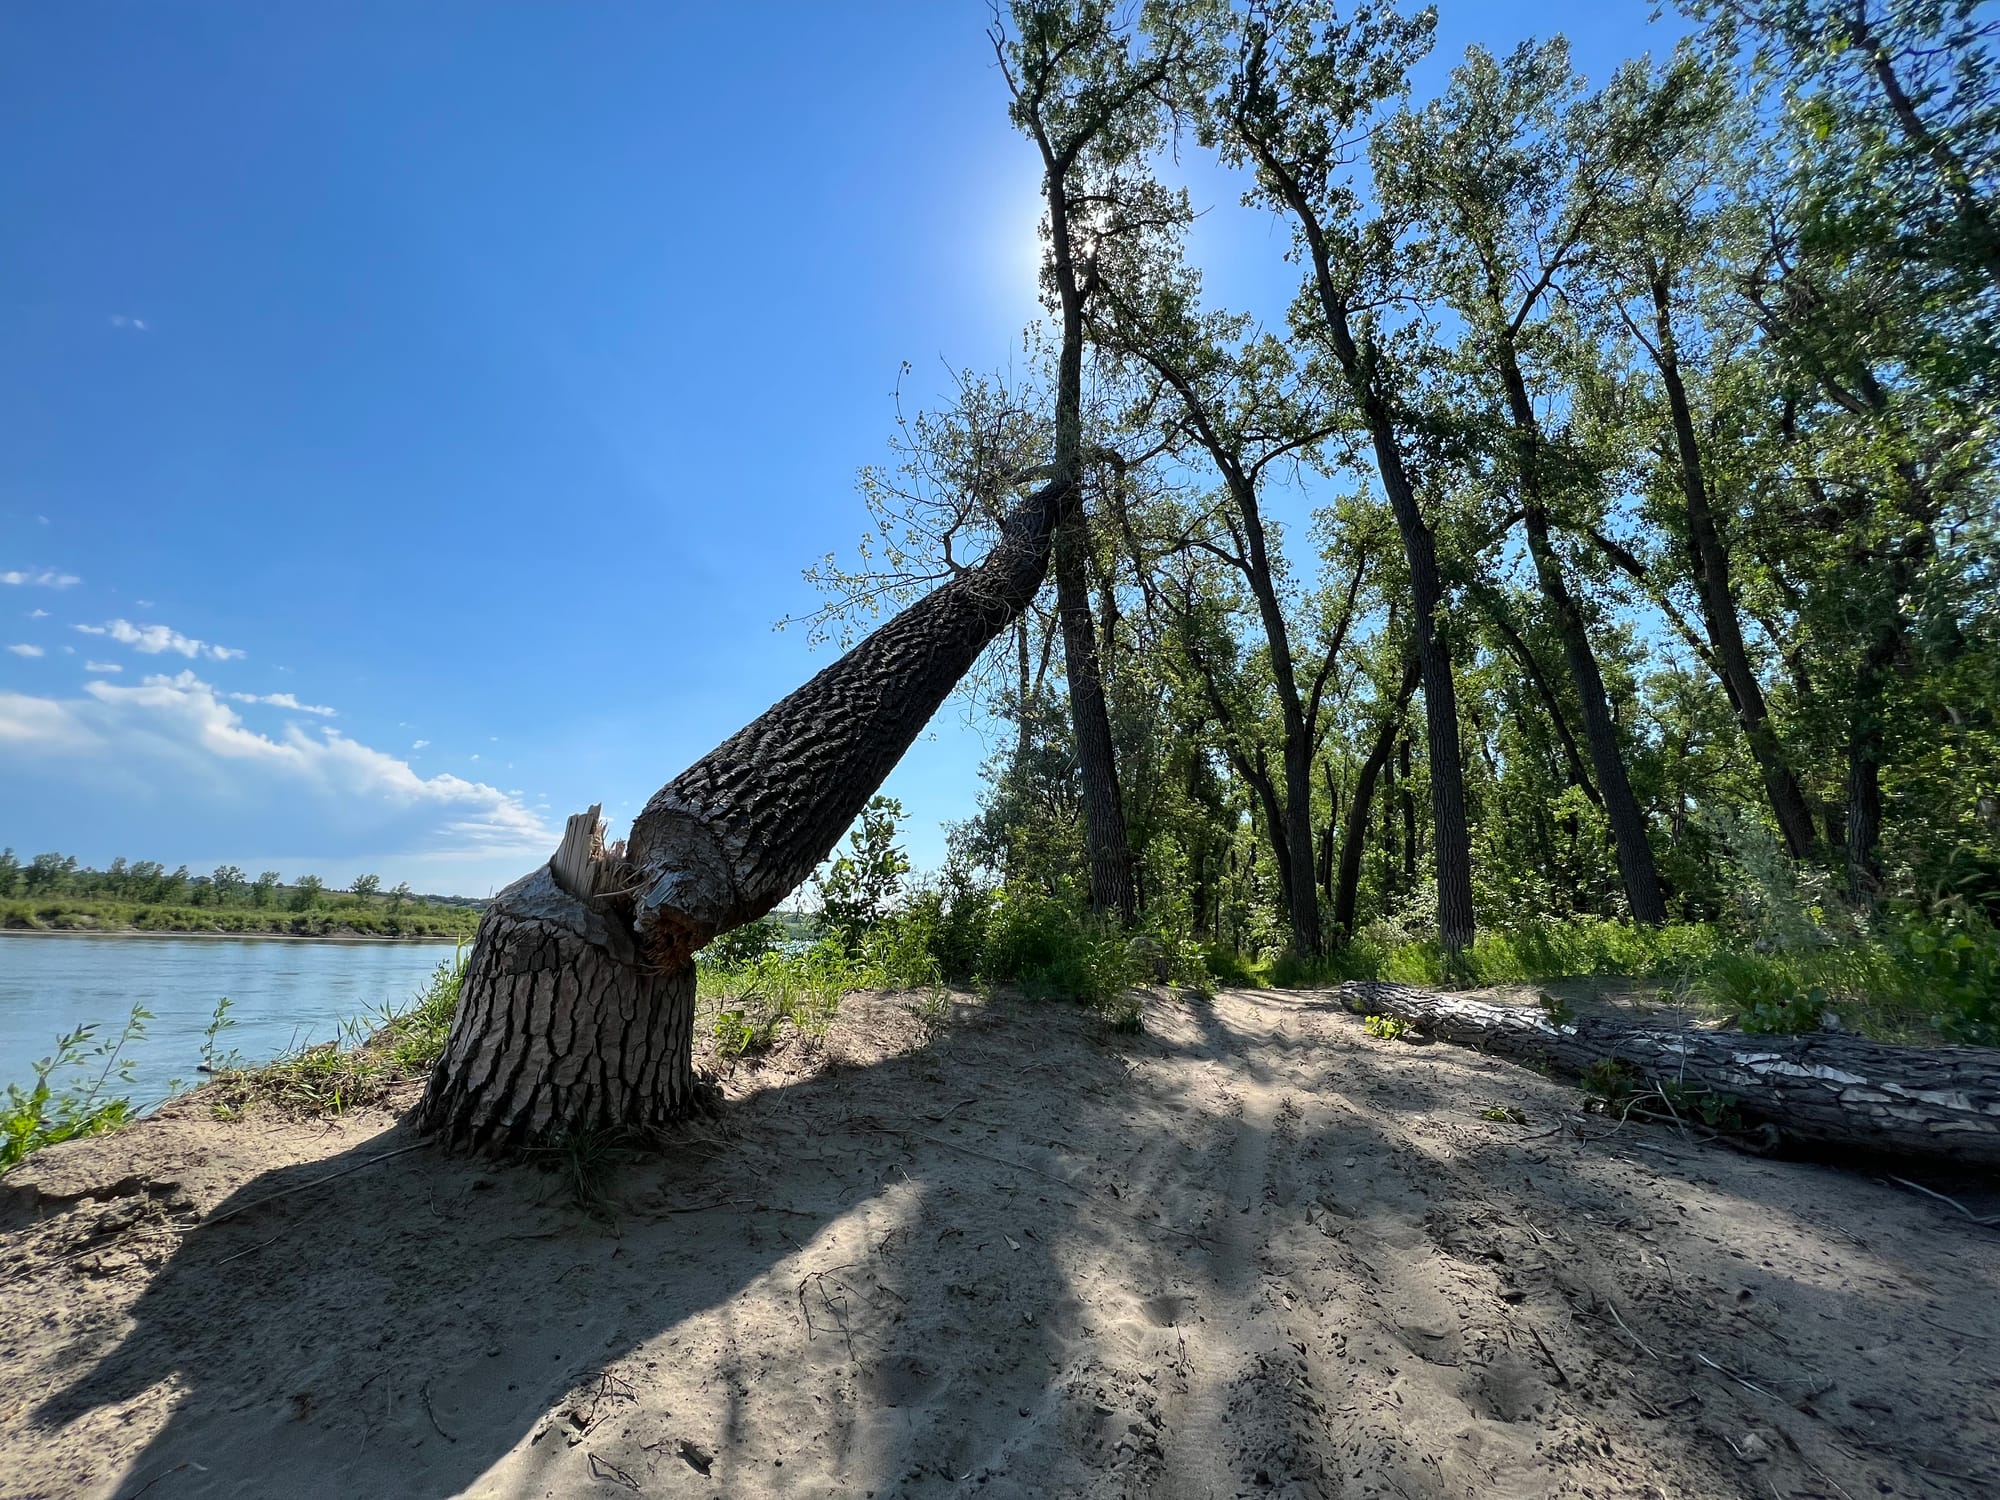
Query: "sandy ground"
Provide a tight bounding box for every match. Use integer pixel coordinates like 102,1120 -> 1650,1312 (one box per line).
2,985 -> 1997,1500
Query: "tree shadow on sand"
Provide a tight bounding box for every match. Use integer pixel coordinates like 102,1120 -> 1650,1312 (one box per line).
28,995 -> 1214,1498
21,986 -> 2000,1500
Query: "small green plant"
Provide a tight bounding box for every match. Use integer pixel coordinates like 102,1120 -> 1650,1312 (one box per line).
1480,1104 -> 1528,1124
200,996 -> 240,1072
1655,1080 -> 1745,1132
2,1006 -> 150,1172
711,1008 -> 780,1059
529,1125 -> 626,1221
1099,991 -> 1145,1034
1580,1058 -> 1639,1113
1363,1014 -> 1411,1041
902,985 -> 953,1041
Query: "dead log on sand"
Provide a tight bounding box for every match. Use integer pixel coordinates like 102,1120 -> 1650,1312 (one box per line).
1322,981 -> 2000,1169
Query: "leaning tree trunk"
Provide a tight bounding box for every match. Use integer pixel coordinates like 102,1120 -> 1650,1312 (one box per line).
1327,981 -> 2000,1168
419,472 -> 1077,1150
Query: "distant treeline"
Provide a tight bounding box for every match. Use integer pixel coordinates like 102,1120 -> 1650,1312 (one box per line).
0,849 -> 484,939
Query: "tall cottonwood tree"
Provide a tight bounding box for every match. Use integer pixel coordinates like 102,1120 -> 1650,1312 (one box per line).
1215,1 -> 1481,950
1093,242 -> 1352,954
992,0 -> 1217,922
1582,56 -> 1825,861
1376,40 -> 1670,923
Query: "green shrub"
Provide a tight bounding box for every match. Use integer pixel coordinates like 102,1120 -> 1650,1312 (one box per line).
976,885 -> 1136,1004
1271,918 -> 1723,990
1695,908 -> 2000,1043
1202,943 -> 1265,988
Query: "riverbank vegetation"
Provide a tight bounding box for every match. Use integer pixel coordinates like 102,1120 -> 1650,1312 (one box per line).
0,850 -> 482,939
778,0 -> 2000,1049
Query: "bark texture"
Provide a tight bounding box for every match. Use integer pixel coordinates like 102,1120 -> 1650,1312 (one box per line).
623,480 -> 1074,968
419,473 -> 1076,1150
418,866 -> 697,1149
1328,981 -> 2000,1167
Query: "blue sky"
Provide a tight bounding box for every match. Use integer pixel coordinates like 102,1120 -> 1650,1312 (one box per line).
0,2 -> 1685,898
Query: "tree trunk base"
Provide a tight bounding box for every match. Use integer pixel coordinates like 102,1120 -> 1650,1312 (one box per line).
418,865 -> 703,1152
1326,981 -> 2000,1168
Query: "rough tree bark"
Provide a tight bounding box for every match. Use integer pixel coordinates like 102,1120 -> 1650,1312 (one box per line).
419,471 -> 1078,1150
1326,981 -> 2000,1168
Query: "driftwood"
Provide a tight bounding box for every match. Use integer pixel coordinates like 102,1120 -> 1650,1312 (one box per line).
1324,981 -> 2000,1169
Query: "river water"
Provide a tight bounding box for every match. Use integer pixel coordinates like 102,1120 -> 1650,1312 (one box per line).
0,934 -> 461,1109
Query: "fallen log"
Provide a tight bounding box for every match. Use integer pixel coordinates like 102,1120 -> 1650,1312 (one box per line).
1321,981 -> 2000,1169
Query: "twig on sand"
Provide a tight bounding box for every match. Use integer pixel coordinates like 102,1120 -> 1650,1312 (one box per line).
192,1142 -> 430,1231
1887,1176 -> 2000,1227
1524,1321 -> 1572,1387
797,1266 -> 858,1358
216,1229 -> 286,1267
1606,1303 -> 1659,1360
420,1380 -> 456,1443
1695,1350 -> 1772,1398
588,1453 -> 642,1491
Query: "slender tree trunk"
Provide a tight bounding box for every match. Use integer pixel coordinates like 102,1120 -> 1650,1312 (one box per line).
1240,143 -> 1476,950
1055,513 -> 1135,921
1496,339 -> 1667,924
1399,736 -> 1417,886
1332,659 -> 1421,941
1229,476 -> 1324,956
1845,629 -> 1899,897
420,466 -> 1080,1150
1648,275 -> 1819,858
1473,587 -> 1600,805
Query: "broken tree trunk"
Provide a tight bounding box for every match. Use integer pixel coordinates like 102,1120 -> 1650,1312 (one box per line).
418,474 -> 1076,1151
1325,981 -> 2000,1168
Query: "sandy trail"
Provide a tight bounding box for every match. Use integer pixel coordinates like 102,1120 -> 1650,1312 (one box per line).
2,985 -> 1997,1499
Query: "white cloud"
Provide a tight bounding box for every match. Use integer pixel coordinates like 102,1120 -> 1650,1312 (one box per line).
0,692 -> 93,748
1,569 -> 79,588
75,618 -> 245,661
109,314 -> 148,332
7,643 -> 45,658
136,599 -> 155,609
84,660 -> 121,673
0,672 -> 551,857
411,739 -> 430,750
27,609 -> 49,619
228,690 -> 335,716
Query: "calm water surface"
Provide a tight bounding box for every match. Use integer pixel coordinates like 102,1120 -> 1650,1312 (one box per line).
0,934 -> 460,1108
